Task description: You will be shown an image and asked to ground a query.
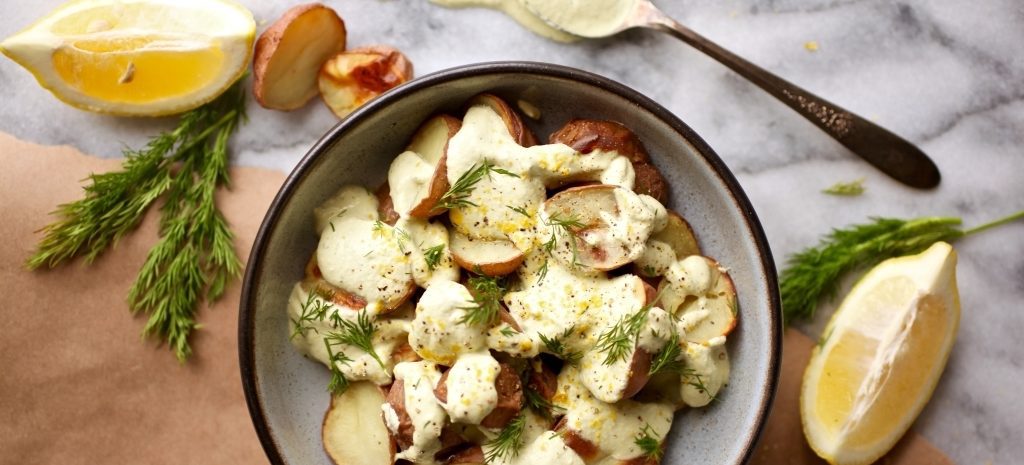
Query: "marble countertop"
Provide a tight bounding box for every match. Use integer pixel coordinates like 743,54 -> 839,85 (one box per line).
2,1 -> 1021,463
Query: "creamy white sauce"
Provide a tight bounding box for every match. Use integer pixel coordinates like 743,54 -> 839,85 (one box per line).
317,216 -> 413,309
505,258 -> 646,361
514,431 -> 585,465
634,239 -> 676,276
440,351 -> 501,424
393,361 -> 447,463
409,280 -> 488,365
394,217 -> 459,288
286,284 -> 408,385
444,104 -> 638,253
313,185 -> 379,236
555,365 -> 674,461
680,342 -> 730,408
388,150 -> 437,216
430,0 -> 579,43
518,0 -> 637,38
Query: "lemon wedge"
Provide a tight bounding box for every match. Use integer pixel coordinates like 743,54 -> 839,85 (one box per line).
0,0 -> 254,116
801,241 -> 960,465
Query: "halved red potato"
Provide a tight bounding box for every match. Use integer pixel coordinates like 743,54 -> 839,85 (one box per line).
434,362 -> 524,429
319,46 -> 413,118
375,183 -> 400,225
548,119 -> 669,203
301,276 -> 368,309
323,381 -> 395,465
468,94 -> 538,147
313,185 -> 380,235
445,445 -> 484,464
677,269 -> 738,345
621,348 -> 653,400
681,343 -> 730,408
384,380 -> 414,450
450,232 -> 525,277
549,119 -> 650,164
651,211 -> 701,259
316,216 -> 415,310
253,3 -> 347,111
542,185 -> 653,271
553,419 -> 600,461
402,115 -> 462,218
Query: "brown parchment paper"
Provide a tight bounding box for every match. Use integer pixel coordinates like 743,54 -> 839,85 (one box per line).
0,131 -> 953,465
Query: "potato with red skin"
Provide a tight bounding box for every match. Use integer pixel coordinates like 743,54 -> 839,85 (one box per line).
549,119 -> 649,164
434,362 -> 524,429
253,3 -> 347,110
469,94 -> 538,147
553,418 -> 600,461
404,115 -> 462,218
384,380 -> 415,450
374,183 -> 400,226
319,46 -> 413,118
323,381 -> 395,465
549,119 -> 669,203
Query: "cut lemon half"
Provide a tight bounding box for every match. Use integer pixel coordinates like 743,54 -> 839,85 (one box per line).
801,241 -> 960,465
0,0 -> 255,116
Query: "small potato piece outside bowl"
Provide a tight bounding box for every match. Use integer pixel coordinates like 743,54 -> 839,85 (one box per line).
239,62 -> 781,465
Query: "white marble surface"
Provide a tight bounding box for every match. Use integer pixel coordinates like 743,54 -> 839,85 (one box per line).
2,1 -> 1022,463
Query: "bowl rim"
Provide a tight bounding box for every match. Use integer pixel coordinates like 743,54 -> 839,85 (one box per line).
239,60 -> 782,465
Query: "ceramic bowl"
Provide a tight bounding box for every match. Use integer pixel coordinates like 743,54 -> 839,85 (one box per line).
240,61 -> 781,465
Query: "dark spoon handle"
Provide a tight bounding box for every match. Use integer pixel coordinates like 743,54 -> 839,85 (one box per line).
651,18 -> 941,188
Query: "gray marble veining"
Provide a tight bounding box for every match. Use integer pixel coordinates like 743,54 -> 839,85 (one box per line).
2,1 -> 1022,463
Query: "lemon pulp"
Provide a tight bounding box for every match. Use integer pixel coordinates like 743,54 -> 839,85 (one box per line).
53,38 -> 224,103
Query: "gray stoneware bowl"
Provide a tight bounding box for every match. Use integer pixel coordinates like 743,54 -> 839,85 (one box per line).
240,61 -> 781,465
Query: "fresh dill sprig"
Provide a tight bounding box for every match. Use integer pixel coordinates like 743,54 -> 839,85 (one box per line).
684,370 -> 718,402
436,160 -> 518,211
537,325 -> 582,365
290,287 -> 334,340
500,326 -> 519,337
422,244 -> 445,271
26,80 -> 247,362
595,292 -> 662,365
780,210 -> 1024,324
535,213 -> 585,282
374,220 -> 410,253
648,331 -> 684,376
326,309 -> 386,369
484,411 -> 527,463
507,204 -> 532,218
823,178 -> 866,196
324,337 -> 354,395
524,386 -> 564,419
634,423 -> 663,461
458,274 -> 506,326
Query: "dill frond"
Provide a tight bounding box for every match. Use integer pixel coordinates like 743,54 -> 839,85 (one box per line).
634,423 -> 663,460
458,274 -> 506,326
436,159 -> 517,211
326,309 -> 385,369
422,243 -> 445,271
537,325 -> 582,365
484,412 -> 527,463
648,331 -> 684,375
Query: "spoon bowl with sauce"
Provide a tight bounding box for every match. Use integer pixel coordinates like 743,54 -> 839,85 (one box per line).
516,0 -> 941,189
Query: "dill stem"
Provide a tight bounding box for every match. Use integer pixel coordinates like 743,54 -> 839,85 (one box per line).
962,209 -> 1024,236
171,109 -> 239,161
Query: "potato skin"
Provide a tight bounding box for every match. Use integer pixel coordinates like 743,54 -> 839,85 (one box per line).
632,162 -> 669,203
384,380 -> 415,450
554,418 -> 600,460
621,348 -> 653,400
549,119 -> 669,203
375,183 -> 400,225
434,362 -> 523,429
549,119 -> 649,164
253,3 -> 347,110
469,94 -> 538,147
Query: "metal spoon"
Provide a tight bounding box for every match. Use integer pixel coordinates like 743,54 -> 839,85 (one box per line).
525,0 -> 941,188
